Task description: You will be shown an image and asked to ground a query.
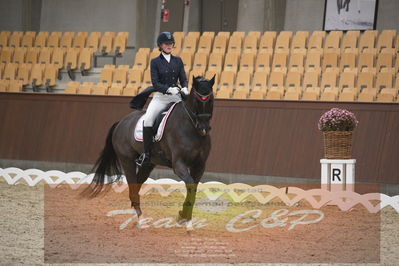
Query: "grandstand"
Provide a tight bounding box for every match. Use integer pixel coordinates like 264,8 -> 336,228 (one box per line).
1,0 -> 399,187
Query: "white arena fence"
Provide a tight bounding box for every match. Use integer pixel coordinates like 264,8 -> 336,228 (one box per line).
1,167 -> 398,214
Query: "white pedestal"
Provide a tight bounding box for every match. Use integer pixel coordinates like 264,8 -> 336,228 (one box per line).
320,159 -> 356,192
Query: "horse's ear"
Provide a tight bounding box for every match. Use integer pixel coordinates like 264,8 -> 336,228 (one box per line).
209,75 -> 215,88
192,76 -> 198,87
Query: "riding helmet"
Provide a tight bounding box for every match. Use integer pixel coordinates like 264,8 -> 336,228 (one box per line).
157,32 -> 175,46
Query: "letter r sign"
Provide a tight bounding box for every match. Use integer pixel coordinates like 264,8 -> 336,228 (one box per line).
330,163 -> 344,191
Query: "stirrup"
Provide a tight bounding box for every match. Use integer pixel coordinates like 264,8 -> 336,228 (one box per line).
135,153 -> 149,166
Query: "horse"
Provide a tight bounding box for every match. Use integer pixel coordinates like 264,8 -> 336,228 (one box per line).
82,76 -> 215,230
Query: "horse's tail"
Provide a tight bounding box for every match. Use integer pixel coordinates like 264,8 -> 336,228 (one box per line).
81,121 -> 123,197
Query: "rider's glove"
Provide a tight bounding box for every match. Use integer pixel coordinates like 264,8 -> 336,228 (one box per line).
181,87 -> 189,95
166,87 -> 179,95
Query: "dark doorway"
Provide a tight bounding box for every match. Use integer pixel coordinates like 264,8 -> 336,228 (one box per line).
201,0 -> 239,32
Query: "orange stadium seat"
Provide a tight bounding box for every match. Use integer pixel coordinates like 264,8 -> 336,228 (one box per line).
78,81 -> 94,94
16,63 -> 32,86
86,32 -> 101,51
25,47 -> 40,64
64,81 -> 80,94
9,31 -> 23,47
223,52 -> 239,73
34,32 -> 48,48
227,35 -> 242,54
30,63 -> 45,90
100,32 -> 115,54
114,32 -> 129,54
73,32 -> 88,49
243,34 -> 258,54
21,33 -> 35,48
0,31 -> 10,47
180,51 -> 193,73
182,34 -> 198,53
192,52 -> 208,73
3,63 -> 18,80
212,35 -> 228,54
0,79 -> 10,92
259,31 -> 276,54
255,53 -> 271,73
207,52 -> 223,72
44,64 -> 58,91
38,47 -> 52,64
239,52 -> 255,73
12,47 -> 27,64
1,47 -> 13,64
47,32 -> 61,48
197,35 -> 213,54
60,32 -> 75,48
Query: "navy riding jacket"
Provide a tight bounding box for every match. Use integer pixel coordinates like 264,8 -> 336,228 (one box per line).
150,53 -> 188,94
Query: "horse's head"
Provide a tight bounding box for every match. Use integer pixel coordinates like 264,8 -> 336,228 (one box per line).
185,75 -> 215,136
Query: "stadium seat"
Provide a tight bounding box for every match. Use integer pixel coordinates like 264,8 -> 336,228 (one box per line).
114,32 -> 129,54
284,87 -> 301,100
251,71 -> 268,92
48,32 -> 61,48
203,31 -> 215,39
108,83 -> 124,95
77,48 -> 92,75
259,31 -> 276,54
235,70 -> 251,92
322,52 -> 339,71
285,71 -> 301,90
127,68 -> 143,89
44,64 -> 58,91
8,80 -> 23,92
216,88 -> 232,99
291,31 -> 308,53
38,47 -> 52,64
376,72 -> 394,91
255,53 -> 271,73
25,47 -> 40,64
376,88 -> 397,102
358,89 -> 376,102
92,82 -> 108,95
376,53 -> 394,72
243,34 -> 258,54
179,51 -> 193,73
1,47 -> 13,63
272,52 -> 288,73
16,63 -> 31,86
212,35 -> 228,54
223,52 -> 239,72
182,35 -> 198,53
341,31 -> 359,52
303,71 -> 320,91
197,35 -> 213,54
64,81 -> 80,94
268,71 -> 285,92
324,31 -> 341,53
51,48 -> 66,72
339,71 -> 356,92
308,34 -> 323,50
149,48 -> 160,60
321,71 -> 337,90
207,52 -> 223,72
359,31 -> 376,52
227,35 -> 242,54
0,31 -> 10,47
3,63 -> 18,80
305,52 -> 321,73
97,67 -> 113,87
76,81 -> 93,94
357,72 -> 374,92
358,52 -> 375,73
86,32 -> 101,51
192,52 -> 208,73
12,47 -> 27,64
100,32 -> 114,54
0,79 -> 10,92
338,88 -> 356,101
30,63 -> 45,90
34,32 -> 48,48
340,52 -> 356,72
275,31 -> 292,51
320,87 -> 339,101
289,53 -> 304,73
9,32 -> 23,47
219,70 -> 236,93
60,32 -> 75,48
0,63 -> 4,79
141,69 -> 152,89
133,50 -> 149,71
72,32 -> 87,49
112,67 -> 128,87
65,48 -> 79,80
21,33 -> 34,48
239,52 -> 255,73
377,30 -> 396,52
302,87 -> 320,101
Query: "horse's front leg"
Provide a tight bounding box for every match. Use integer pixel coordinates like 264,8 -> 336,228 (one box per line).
173,159 -> 199,228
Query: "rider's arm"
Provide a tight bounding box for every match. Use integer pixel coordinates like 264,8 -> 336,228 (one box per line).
150,59 -> 169,94
177,57 -> 188,88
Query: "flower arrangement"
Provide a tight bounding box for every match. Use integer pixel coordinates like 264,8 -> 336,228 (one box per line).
318,108 -> 359,132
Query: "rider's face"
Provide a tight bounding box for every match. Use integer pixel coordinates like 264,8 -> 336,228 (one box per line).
160,43 -> 173,54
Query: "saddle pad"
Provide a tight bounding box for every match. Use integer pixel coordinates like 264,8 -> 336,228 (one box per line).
134,102 -> 179,142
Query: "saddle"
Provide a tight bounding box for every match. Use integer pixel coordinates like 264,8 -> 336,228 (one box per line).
134,102 -> 179,142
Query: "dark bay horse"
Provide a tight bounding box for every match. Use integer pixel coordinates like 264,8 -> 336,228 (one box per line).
83,76 -> 215,230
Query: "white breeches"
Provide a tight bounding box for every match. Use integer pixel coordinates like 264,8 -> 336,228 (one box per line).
143,92 -> 181,127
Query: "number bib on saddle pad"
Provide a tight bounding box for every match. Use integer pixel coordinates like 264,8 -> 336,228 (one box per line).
134,102 -> 179,142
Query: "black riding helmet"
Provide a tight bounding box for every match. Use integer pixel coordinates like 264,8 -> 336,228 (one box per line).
157,32 -> 175,47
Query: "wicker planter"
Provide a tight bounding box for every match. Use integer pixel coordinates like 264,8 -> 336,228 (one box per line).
323,131 -> 353,159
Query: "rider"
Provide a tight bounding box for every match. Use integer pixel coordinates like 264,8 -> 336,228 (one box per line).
136,32 -> 189,166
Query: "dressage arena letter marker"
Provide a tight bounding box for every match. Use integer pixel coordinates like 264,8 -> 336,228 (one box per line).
320,159 -> 356,192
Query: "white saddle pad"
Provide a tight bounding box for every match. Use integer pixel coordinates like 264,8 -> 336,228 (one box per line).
134,102 -> 179,142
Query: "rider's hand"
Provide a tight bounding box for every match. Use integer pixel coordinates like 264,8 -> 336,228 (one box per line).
167,87 -> 179,95
181,87 -> 189,95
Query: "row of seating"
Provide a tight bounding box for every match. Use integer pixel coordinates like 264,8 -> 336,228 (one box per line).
167,30 -> 399,56
0,31 -> 128,54
0,63 -> 58,92
134,47 -> 399,75
0,47 -> 94,74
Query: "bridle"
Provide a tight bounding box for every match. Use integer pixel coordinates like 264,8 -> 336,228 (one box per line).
181,84 -> 213,131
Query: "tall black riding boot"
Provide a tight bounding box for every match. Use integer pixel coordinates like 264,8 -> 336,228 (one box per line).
135,126 -> 153,166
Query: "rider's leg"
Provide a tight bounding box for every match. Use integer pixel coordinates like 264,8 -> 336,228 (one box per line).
136,94 -> 170,166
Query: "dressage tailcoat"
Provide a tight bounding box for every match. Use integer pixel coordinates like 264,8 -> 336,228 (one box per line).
130,53 -> 188,109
